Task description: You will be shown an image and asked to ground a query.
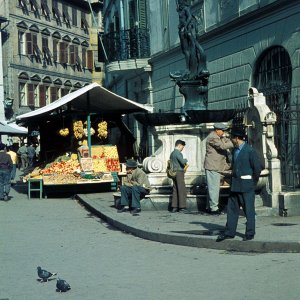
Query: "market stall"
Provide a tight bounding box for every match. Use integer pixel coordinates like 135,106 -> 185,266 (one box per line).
16,82 -> 152,195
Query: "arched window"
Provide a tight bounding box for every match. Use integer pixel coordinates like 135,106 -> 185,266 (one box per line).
254,46 -> 294,189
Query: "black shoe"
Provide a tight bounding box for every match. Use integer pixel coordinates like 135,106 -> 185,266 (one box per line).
243,235 -> 254,241
117,206 -> 127,213
171,208 -> 178,213
216,234 -> 234,242
130,208 -> 141,215
207,209 -> 221,216
178,208 -> 191,214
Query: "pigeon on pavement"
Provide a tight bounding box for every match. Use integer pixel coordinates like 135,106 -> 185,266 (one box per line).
37,266 -> 57,282
56,278 -> 71,292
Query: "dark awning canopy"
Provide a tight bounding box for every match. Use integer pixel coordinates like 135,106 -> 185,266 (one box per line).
134,109 -> 237,127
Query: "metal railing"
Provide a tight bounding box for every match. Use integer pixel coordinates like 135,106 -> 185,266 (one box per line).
100,28 -> 150,62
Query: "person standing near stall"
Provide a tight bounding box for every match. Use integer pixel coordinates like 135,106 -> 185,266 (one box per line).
0,143 -> 13,201
7,146 -> 18,184
17,143 -> 28,170
170,139 -> 189,213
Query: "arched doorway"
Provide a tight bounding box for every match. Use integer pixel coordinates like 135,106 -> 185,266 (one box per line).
254,46 -> 299,190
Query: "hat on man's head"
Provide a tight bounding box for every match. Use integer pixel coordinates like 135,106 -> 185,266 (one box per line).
214,123 -> 228,131
231,127 -> 246,138
0,143 -> 6,151
125,159 -> 138,168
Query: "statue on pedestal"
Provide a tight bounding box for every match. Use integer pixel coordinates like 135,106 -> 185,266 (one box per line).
170,0 -> 209,82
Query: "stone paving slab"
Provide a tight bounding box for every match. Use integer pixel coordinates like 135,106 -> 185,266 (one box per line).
77,192 -> 300,253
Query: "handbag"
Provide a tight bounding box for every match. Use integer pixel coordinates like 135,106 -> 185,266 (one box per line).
166,160 -> 177,179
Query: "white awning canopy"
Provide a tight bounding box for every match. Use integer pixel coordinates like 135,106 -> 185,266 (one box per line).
0,121 -> 28,135
16,82 -> 153,122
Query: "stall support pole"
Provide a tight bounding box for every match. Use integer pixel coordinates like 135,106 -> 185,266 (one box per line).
87,91 -> 92,157
87,114 -> 91,157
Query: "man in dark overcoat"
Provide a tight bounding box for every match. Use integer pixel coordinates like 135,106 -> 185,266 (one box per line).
217,127 -> 262,242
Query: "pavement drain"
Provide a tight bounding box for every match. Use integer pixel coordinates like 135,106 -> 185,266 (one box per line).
271,223 -> 298,226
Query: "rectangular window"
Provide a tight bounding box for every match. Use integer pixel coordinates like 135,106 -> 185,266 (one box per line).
26,32 -> 37,55
42,37 -> 52,64
72,7 -> 77,26
53,39 -> 59,62
82,47 -> 87,68
52,0 -> 62,25
29,0 -> 40,17
18,31 -> 26,55
39,85 -> 47,107
63,4 -> 71,27
19,82 -> 26,106
81,12 -> 89,33
50,86 -> 59,102
41,0 -> 51,21
69,45 -> 78,65
61,88 -> 69,97
87,50 -> 93,70
19,0 -> 29,15
59,42 -> 68,64
27,83 -> 38,106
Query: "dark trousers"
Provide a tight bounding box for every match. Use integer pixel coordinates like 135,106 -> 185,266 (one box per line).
225,191 -> 256,237
171,171 -> 187,209
120,185 -> 148,209
0,170 -> 11,199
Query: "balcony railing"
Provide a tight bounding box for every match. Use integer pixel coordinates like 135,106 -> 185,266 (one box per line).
100,27 -> 150,62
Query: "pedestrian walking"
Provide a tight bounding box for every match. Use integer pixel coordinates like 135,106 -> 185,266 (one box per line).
216,127 -> 262,242
0,143 -> 13,201
7,146 -> 18,183
204,123 -> 233,215
17,143 -> 28,170
117,159 -> 151,215
27,144 -> 36,168
170,140 -> 189,213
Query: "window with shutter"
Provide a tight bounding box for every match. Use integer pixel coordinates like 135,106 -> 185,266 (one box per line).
138,0 -> 147,29
87,50 -> 93,70
27,84 -> 35,106
72,7 -> 77,26
53,39 -> 58,62
69,45 -> 75,65
59,42 -> 68,64
19,82 -> 26,106
26,33 -> 33,55
18,31 -> 26,55
39,85 -> 46,107
50,86 -> 59,102
82,47 -> 87,68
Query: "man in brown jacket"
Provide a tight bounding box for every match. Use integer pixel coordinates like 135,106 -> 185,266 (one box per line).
204,123 -> 233,215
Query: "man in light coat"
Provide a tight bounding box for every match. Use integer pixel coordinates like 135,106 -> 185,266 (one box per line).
204,123 -> 233,215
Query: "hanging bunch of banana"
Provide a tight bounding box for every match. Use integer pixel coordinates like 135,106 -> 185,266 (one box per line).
97,121 -> 108,140
83,127 -> 95,137
73,120 -> 84,139
59,128 -> 69,137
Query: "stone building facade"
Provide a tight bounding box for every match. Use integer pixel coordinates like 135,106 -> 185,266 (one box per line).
101,0 -> 300,206
0,0 -> 103,121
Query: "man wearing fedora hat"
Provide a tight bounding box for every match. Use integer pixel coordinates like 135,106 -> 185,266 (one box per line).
118,159 -> 151,215
216,127 -> 262,242
204,123 -> 233,215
